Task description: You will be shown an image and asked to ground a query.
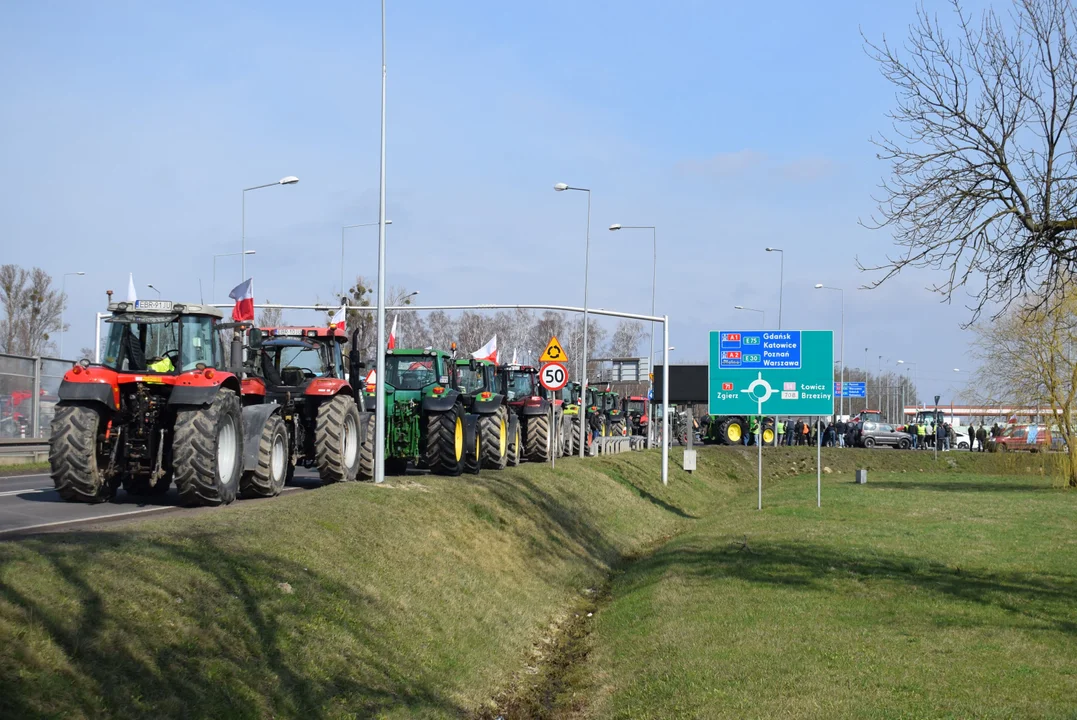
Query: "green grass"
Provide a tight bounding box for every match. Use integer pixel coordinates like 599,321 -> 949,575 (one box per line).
0,461 -> 49,476
1,447 -> 1069,718
583,458 -> 1077,719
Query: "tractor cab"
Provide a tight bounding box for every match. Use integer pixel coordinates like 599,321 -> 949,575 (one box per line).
498,364 -> 542,404
452,357 -> 498,408
101,300 -> 225,374
252,326 -> 347,390
623,395 -> 649,436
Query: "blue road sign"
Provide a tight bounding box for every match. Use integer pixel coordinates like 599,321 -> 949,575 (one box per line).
845,382 -> 866,398
717,331 -> 802,370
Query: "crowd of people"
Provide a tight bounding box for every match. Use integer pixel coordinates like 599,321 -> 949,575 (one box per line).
742,416 -> 1010,450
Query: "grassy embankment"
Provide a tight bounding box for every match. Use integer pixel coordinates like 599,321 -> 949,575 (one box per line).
0,446 -> 1068,718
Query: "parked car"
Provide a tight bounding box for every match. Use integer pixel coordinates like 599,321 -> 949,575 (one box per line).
858,421 -> 913,449
993,424 -> 1058,452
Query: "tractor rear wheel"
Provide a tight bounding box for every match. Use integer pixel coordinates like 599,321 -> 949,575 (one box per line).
357,413 -> 376,481
506,419 -> 522,467
525,410 -> 552,462
610,418 -> 626,437
426,404 -> 464,476
173,389 -> 242,507
721,418 -> 744,445
315,395 -> 361,483
480,406 -> 508,470
50,404 -> 114,503
564,416 -> 578,456
464,426 -> 481,475
241,413 -> 288,498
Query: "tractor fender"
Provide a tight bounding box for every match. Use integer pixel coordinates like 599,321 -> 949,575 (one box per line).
422,392 -> 460,413
169,376 -> 241,407
304,378 -> 351,398
507,411 -> 520,438
57,379 -> 117,411
471,395 -> 504,414
240,403 -> 281,472
462,413 -> 480,459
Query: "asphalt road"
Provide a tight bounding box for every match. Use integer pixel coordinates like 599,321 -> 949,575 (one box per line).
0,469 -> 325,537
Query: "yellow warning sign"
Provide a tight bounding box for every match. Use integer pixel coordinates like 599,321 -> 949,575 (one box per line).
539,336 -> 568,363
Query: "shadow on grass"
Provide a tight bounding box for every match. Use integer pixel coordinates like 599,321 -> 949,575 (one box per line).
0,529 -> 468,720
866,480 -> 1059,494
622,540 -> 1077,637
599,466 -> 698,519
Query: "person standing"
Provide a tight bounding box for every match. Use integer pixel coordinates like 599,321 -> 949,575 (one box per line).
937,422 -> 947,450
969,424 -> 976,451
777,418 -> 785,446
836,418 -> 846,447
977,424 -> 988,451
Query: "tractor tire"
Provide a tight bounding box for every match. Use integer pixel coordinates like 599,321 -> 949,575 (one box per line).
480,406 -> 509,470
565,416 -> 579,457
315,395 -> 361,484
762,425 -> 776,446
357,413 -> 376,481
721,418 -> 745,446
426,404 -> 465,476
50,404 -> 114,504
464,425 -> 482,475
507,419 -> 522,467
173,389 -> 242,507
122,474 -> 171,497
525,411 -> 552,462
240,413 -> 288,498
610,418 -> 627,438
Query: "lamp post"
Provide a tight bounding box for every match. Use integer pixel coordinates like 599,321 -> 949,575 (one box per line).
815,284 -> 845,417
242,175 -> 298,280
765,247 -> 784,329
213,250 -> 256,303
897,360 -> 917,423
147,284 -> 162,298
341,220 -> 392,299
59,271 -> 85,358
373,0 -> 390,485
733,305 -> 765,329
878,355 -> 887,419
555,182 -> 591,459
609,223 -> 658,440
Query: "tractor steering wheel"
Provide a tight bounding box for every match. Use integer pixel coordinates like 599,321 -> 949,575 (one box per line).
147,349 -> 179,366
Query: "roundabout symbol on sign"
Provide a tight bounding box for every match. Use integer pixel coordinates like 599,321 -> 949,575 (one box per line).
740,373 -> 775,412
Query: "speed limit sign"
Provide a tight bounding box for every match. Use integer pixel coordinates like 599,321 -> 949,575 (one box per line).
539,362 -> 568,391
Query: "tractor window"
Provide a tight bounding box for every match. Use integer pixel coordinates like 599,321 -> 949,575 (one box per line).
103,314 -> 180,372
454,365 -> 484,393
627,400 -> 646,414
263,340 -> 327,382
179,316 -> 218,371
504,371 -> 536,401
385,356 -> 436,390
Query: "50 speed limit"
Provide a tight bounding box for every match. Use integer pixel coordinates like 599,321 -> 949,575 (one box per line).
539,362 -> 568,391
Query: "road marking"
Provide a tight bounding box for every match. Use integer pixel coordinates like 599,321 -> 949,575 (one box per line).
0,473 -> 51,481
0,506 -> 178,535
0,488 -> 50,498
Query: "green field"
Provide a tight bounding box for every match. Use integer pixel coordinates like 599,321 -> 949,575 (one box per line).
1,448 -> 1073,718
584,463 -> 1077,719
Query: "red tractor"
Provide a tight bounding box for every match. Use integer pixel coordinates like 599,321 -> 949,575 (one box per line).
245,326 -> 374,483
49,300 -> 287,505
496,364 -> 562,462
622,395 -> 649,437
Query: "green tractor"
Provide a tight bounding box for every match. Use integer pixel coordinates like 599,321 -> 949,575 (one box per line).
558,381 -> 599,455
700,415 -> 777,446
353,346 -> 476,475
452,357 -> 520,470
595,388 -> 627,437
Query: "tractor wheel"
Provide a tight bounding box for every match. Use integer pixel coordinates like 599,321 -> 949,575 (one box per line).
426,404 -> 465,476
564,416 -> 578,457
762,426 -> 776,446
241,413 -> 288,498
50,404 -> 114,503
610,418 -> 627,438
173,389 -> 242,507
122,474 -> 171,497
464,425 -> 482,475
722,419 -> 744,445
357,413 -> 376,481
480,406 -> 508,470
506,419 -> 522,467
525,410 -> 552,462
315,395 -> 361,484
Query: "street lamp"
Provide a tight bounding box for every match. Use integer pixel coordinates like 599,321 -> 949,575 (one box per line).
765,248 -> 784,329
59,271 -> 85,358
341,220 -> 393,299
555,182 -> 592,459
815,284 -> 845,417
609,223 -> 658,427
897,359 -> 917,422
242,175 -> 299,280
733,305 -> 765,328
147,284 -> 162,298
213,250 -> 256,303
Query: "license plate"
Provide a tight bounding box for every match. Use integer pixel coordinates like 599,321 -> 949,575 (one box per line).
134,300 -> 174,311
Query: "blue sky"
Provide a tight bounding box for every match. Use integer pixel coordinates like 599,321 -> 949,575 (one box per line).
0,0 -> 983,400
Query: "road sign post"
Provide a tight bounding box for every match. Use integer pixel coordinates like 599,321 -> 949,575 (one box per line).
540,339 -> 570,467
709,330 -> 835,509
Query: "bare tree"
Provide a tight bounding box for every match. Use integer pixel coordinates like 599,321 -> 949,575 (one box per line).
0,264 -> 63,356
256,301 -> 284,328
424,310 -> 456,351
863,0 -> 1077,319
608,319 -> 645,357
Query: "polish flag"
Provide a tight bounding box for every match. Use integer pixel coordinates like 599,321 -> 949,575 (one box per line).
330,305 -> 346,331
229,278 -> 254,322
472,335 -> 498,363
127,273 -> 138,302
388,316 -> 398,349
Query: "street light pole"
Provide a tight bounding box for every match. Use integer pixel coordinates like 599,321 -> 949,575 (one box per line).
341,220 -> 392,299
213,250 -> 256,303
815,284 -> 845,417
59,271 -> 85,358
609,223 -> 657,443
765,247 -> 784,329
733,305 -> 765,329
242,175 -> 298,280
147,284 -> 162,298
555,182 -> 591,459
373,0 -> 390,484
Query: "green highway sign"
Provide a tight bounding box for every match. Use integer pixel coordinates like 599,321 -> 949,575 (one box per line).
709,330 -> 835,416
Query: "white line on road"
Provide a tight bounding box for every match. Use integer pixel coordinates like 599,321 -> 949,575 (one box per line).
0,473 -> 51,481
0,506 -> 178,535
0,488 -> 50,498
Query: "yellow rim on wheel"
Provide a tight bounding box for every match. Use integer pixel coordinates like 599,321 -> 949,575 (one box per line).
454,417 -> 463,461
499,418 -> 507,456
763,428 -> 775,444
728,423 -> 742,443
475,432 -> 480,460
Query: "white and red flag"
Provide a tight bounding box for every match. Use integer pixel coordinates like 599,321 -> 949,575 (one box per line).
330,305 -> 346,331
388,316 -> 398,349
229,278 -> 254,322
472,335 -> 498,363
